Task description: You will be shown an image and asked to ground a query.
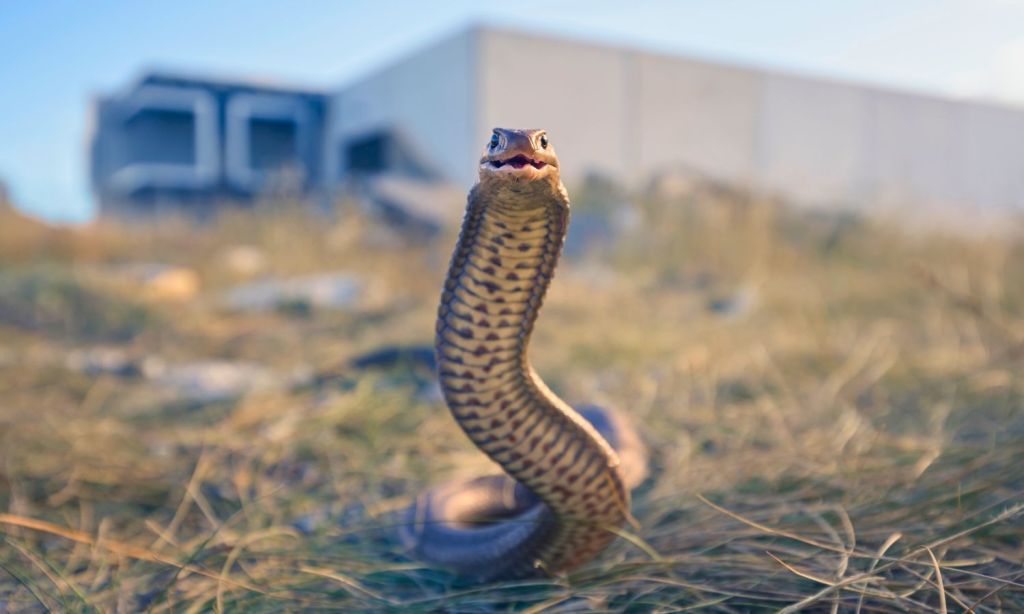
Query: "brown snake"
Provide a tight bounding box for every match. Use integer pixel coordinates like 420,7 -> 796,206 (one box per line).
400,128 -> 647,581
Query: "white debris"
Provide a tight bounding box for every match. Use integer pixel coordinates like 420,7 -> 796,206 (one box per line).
145,360 -> 294,402
66,347 -> 140,377
222,273 -> 361,312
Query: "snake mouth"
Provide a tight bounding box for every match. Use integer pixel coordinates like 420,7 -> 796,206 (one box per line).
488,154 -> 547,170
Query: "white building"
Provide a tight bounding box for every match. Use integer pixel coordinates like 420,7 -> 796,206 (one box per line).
330,26 -> 1024,215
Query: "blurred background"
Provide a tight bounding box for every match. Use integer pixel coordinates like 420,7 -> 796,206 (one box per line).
3,0 -> 1024,223
1,2 -> 1023,611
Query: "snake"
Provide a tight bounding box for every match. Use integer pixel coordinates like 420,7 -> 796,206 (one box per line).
399,128 -> 648,581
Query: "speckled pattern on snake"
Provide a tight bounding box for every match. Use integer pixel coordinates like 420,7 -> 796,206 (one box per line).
399,128 -> 648,581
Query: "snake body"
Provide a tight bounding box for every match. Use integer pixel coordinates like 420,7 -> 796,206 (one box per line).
401,128 -> 646,581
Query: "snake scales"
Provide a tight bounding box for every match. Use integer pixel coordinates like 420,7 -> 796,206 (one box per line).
400,128 -> 647,581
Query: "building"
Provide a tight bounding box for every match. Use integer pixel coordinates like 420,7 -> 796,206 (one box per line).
91,25 -> 1024,219
90,72 -> 328,216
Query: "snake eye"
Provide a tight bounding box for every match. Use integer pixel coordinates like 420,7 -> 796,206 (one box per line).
539,134 -> 548,149
489,133 -> 500,149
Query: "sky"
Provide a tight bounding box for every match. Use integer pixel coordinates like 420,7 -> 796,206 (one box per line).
2,0 -> 1023,223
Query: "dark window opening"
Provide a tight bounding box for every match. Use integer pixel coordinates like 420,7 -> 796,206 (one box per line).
124,109 -> 195,165
345,133 -> 389,174
249,118 -> 299,171
343,131 -> 438,180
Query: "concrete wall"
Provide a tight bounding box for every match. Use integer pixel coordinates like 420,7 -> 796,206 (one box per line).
754,74 -> 872,204
472,27 -> 1024,213
751,74 -> 1024,212
962,104 -> 1024,210
478,29 -> 633,183
633,53 -> 760,184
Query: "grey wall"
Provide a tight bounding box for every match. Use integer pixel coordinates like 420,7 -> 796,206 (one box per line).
752,74 -> 1024,212
473,27 -> 1024,213
632,52 -> 761,184
478,29 -> 635,182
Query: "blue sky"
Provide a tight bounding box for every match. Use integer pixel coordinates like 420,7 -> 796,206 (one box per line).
2,0 -> 1023,223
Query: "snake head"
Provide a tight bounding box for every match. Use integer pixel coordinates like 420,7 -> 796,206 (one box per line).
479,128 -> 561,188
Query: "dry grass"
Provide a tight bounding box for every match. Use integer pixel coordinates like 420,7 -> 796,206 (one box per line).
0,187 -> 1022,612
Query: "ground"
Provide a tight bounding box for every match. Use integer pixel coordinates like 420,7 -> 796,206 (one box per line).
0,186 -> 1022,612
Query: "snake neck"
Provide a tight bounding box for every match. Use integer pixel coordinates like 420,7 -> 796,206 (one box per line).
435,182 -> 629,571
